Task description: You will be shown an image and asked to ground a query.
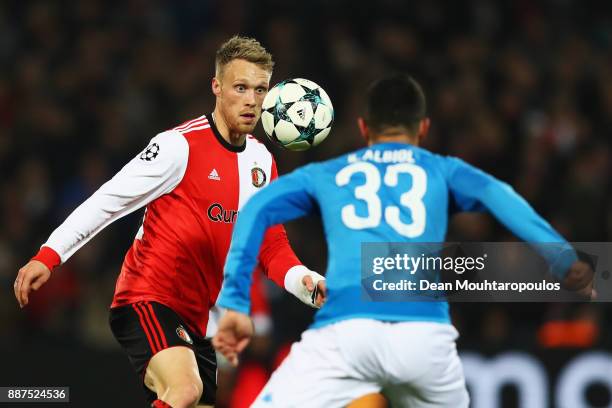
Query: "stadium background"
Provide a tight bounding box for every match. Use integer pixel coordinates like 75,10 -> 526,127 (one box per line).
1,1 -> 610,407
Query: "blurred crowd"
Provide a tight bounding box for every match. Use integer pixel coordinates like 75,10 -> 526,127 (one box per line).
1,0 -> 610,406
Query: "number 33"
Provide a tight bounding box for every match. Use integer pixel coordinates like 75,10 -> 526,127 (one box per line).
335,162 -> 427,238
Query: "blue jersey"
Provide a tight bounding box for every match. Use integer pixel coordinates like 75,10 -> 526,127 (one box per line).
217,143 -> 574,328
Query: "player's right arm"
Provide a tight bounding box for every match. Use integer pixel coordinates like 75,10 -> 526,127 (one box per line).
14,131 -> 188,307
214,166 -> 317,363
217,165 -> 317,316
445,157 -> 594,297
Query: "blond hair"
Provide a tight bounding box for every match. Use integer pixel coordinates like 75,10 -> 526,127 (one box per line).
215,35 -> 274,77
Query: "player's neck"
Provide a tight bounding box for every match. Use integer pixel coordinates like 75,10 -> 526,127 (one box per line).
369,134 -> 419,146
211,110 -> 247,147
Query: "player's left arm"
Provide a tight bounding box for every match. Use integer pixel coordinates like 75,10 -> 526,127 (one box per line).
446,157 -> 593,296
218,165 -> 319,315
257,159 -> 326,308
446,157 -> 566,243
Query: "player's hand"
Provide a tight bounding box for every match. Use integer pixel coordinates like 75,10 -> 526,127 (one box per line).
562,260 -> 596,300
302,275 -> 327,307
14,260 -> 51,308
212,310 -> 254,366
284,266 -> 326,308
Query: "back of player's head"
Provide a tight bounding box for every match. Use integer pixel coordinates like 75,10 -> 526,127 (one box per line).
215,36 -> 275,77
365,74 -> 426,135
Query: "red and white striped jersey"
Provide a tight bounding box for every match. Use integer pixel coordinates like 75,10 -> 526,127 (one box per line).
39,114 -> 301,337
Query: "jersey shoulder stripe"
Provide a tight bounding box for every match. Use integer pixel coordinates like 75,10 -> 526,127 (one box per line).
173,114 -> 209,132
180,122 -> 211,134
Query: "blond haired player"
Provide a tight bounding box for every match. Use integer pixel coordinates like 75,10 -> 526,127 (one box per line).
15,36 -> 326,408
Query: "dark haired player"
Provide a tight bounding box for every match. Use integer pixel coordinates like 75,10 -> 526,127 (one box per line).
213,74 -> 594,407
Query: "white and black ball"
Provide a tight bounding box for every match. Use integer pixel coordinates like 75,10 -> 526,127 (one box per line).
261,78 -> 334,151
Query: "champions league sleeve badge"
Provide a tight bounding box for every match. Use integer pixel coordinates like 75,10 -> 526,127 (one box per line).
140,143 -> 160,161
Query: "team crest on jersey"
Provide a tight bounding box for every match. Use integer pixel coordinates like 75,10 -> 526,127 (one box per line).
251,167 -> 266,188
176,325 -> 193,345
140,143 -> 159,161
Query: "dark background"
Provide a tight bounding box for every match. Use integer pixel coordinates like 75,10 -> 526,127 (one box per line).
1,1 -> 610,407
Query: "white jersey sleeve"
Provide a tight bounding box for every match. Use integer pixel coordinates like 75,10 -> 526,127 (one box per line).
44,130 -> 189,263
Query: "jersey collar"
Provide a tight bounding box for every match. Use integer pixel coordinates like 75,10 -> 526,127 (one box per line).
209,113 -> 247,153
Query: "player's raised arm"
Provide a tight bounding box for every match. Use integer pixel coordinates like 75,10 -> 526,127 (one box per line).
445,156 -> 593,296
14,131 -> 188,307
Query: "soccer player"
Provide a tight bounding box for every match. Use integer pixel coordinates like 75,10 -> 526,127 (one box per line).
13,36 -> 326,408
212,74 -> 595,407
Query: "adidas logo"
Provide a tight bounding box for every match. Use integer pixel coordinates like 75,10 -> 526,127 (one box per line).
297,108 -> 305,120
208,168 -> 221,181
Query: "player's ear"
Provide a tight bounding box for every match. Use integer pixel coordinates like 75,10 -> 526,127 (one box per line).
212,77 -> 222,97
357,117 -> 370,144
417,117 -> 430,144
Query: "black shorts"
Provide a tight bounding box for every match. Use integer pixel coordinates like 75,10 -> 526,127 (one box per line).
109,301 -> 217,406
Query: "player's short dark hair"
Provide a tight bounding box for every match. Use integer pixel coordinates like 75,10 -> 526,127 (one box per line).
365,74 -> 426,134
215,35 -> 274,77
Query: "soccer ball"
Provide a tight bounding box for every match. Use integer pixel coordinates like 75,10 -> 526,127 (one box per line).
261,78 -> 334,151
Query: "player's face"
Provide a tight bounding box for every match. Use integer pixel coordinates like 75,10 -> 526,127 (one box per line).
214,59 -> 271,135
